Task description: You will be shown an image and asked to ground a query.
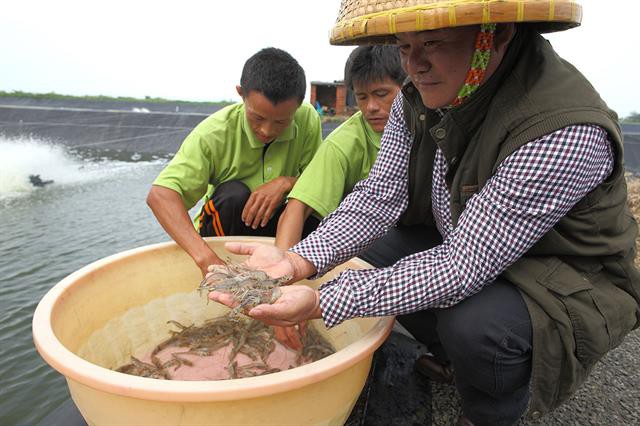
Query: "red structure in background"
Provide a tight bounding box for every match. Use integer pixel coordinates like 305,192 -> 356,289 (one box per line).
310,81 -> 355,116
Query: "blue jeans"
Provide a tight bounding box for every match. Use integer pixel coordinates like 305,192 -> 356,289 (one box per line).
360,225 -> 532,425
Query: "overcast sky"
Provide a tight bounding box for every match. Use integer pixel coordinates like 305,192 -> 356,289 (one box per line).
1,0 -> 638,117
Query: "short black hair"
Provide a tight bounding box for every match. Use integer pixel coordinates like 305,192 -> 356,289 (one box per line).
344,45 -> 406,90
240,47 -> 306,104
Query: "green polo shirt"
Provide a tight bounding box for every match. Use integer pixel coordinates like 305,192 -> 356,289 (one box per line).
154,102 -> 322,222
287,111 -> 381,218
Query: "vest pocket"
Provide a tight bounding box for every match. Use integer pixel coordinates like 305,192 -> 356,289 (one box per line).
537,259 -> 637,366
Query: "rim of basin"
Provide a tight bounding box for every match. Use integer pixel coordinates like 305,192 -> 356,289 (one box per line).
33,238 -> 395,402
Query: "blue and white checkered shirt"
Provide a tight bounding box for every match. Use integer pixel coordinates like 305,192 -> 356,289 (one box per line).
292,94 -> 614,328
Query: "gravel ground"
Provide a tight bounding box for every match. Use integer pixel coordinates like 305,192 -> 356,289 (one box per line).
392,323 -> 640,425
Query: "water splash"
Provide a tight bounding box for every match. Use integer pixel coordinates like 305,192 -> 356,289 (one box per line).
0,135 -> 167,199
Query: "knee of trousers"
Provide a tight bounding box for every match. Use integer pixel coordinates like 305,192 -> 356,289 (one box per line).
213,180 -> 251,212
435,308 -> 532,395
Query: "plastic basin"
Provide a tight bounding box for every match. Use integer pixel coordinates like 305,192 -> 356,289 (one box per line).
33,237 -> 394,425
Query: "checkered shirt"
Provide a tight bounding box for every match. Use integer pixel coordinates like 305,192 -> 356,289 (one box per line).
292,94 -> 614,328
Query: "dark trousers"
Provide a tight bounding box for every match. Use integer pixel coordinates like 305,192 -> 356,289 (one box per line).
360,225 -> 533,426
198,180 -> 320,238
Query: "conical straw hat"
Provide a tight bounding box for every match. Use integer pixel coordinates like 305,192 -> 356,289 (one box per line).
330,0 -> 582,45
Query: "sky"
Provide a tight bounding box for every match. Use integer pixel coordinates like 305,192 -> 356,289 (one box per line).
1,0 -> 638,117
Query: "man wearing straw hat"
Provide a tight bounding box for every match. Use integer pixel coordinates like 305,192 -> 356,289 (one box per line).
210,1 -> 640,424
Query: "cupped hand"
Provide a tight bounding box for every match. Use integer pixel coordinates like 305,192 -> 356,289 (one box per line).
196,250 -> 225,277
224,242 -> 316,282
208,285 -> 321,327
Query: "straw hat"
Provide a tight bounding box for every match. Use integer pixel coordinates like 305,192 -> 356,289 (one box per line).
330,0 -> 582,45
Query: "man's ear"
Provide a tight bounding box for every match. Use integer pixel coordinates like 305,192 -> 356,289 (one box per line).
493,23 -> 516,55
236,85 -> 244,98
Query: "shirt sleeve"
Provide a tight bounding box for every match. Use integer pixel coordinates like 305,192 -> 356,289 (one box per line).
317,124 -> 614,327
153,131 -> 214,209
291,94 -> 412,274
295,109 -> 323,176
288,140 -> 350,218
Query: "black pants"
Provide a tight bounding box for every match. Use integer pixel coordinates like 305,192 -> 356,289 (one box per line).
198,180 -> 320,238
360,225 -> 532,426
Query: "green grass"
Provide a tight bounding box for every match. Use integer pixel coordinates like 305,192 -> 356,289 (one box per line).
0,90 -> 232,106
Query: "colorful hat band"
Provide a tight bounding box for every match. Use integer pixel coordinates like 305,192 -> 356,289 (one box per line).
450,23 -> 496,107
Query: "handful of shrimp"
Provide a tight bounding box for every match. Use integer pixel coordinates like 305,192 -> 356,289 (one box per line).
199,263 -> 290,315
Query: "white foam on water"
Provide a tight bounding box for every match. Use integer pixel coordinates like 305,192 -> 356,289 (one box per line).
0,135 -> 166,200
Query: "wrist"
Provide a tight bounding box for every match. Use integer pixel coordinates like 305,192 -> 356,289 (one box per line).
311,290 -> 323,320
286,251 -> 316,280
193,243 -> 221,270
278,176 -> 296,193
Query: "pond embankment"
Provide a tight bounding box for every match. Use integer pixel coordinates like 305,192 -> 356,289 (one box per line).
0,97 -> 342,156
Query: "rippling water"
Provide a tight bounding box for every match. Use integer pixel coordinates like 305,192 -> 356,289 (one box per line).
0,136 -> 178,425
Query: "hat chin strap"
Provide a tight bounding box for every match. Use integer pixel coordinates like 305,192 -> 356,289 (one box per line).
449,23 -> 497,108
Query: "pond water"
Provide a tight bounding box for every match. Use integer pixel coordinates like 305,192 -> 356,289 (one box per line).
0,136 -> 177,424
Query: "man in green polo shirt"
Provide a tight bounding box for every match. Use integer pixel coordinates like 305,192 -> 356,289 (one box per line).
147,48 -> 322,275
274,46 -> 405,249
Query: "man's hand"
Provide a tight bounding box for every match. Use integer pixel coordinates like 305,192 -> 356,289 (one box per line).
242,177 -> 295,229
196,251 -> 225,277
225,242 -> 316,282
221,242 -> 319,350
209,285 -> 322,327
273,324 -> 306,351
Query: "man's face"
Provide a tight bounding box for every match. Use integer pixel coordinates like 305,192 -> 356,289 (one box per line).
396,26 -> 478,109
239,87 -> 300,144
353,78 -> 401,133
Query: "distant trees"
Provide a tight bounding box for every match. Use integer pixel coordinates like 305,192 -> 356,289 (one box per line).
0,90 -> 232,107
622,112 -> 640,123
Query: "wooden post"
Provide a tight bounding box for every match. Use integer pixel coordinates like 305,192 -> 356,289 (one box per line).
335,84 -> 346,115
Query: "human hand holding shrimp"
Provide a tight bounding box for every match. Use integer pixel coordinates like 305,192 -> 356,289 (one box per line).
209,284 -> 321,325
224,241 -> 316,282
207,242 -> 320,348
